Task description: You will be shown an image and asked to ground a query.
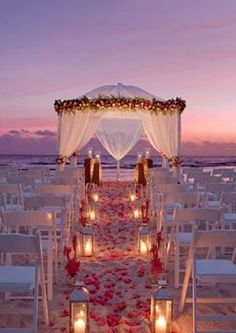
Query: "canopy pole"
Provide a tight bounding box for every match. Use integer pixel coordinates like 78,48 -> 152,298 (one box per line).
117,159 -> 120,181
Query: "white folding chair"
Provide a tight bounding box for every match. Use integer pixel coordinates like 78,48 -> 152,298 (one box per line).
0,183 -> 24,211
0,232 -> 49,332
160,191 -> 202,236
24,195 -> 71,259
2,210 -> 56,301
36,183 -> 75,228
179,229 -> 236,333
204,183 -> 236,207
166,207 -> 223,288
7,175 -> 36,196
220,192 -> 236,213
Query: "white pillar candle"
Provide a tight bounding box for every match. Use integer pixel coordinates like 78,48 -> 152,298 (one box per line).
130,194 -> 136,202
155,315 -> 167,333
84,240 -> 92,256
90,211 -> 96,220
133,209 -> 140,219
93,194 -> 99,202
74,318 -> 86,333
140,240 -> 148,255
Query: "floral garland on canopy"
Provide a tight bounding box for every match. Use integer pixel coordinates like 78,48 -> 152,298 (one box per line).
54,96 -> 186,116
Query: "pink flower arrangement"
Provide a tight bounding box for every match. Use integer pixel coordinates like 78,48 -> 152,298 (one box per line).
64,235 -> 80,278
150,232 -> 164,277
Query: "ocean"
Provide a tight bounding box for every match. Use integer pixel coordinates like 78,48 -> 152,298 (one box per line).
0,154 -> 236,169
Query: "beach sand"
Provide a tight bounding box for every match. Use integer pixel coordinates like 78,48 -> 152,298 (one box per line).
0,180 -> 236,332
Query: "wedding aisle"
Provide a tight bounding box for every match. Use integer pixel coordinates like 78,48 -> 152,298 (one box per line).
48,182 -> 153,333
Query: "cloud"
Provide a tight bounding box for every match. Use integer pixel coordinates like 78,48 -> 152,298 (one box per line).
0,129 -> 236,156
34,130 -> 56,137
0,129 -> 57,154
182,141 -> 236,156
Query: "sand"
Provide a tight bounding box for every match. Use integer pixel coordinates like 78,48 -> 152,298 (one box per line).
1,180 -> 236,332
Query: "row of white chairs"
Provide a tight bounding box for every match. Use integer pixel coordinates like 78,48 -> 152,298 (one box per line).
179,228 -> 236,333
0,232 -> 49,332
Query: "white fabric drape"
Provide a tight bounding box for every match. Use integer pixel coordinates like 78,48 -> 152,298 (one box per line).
57,108 -> 181,163
96,119 -> 143,160
58,112 -> 101,157
140,111 -> 180,159
96,119 -> 143,179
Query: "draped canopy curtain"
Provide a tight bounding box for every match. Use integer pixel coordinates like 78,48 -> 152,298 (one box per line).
139,111 -> 180,160
57,109 -> 181,171
96,118 -> 143,179
57,112 -> 102,157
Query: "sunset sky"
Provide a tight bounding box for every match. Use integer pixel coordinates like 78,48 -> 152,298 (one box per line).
0,0 -> 236,155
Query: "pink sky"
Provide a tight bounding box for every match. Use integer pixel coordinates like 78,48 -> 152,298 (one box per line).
0,0 -> 236,155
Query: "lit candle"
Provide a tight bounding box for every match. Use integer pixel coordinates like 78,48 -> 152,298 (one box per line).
155,315 -> 167,333
89,211 -> 96,220
130,194 -> 136,202
88,149 -> 92,158
93,193 -> 99,202
133,209 -> 140,219
140,240 -> 148,255
74,318 -> 86,333
138,154 -> 142,162
84,240 -> 92,256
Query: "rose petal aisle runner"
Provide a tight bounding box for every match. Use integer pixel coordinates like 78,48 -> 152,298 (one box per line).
48,181 -> 152,333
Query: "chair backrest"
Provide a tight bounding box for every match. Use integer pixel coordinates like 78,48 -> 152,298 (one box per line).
163,191 -> 202,208
0,183 -> 24,206
220,192 -> 236,213
24,195 -> 69,211
193,175 -> 222,187
157,183 -> 190,193
212,168 -> 235,177
152,176 -> 178,185
192,229 -> 236,250
50,177 -> 78,186
7,175 -> 35,186
55,168 -> 84,184
205,183 -> 236,196
2,210 -> 55,231
36,184 -> 73,196
151,168 -> 172,178
173,207 -> 224,230
0,232 -> 42,255
0,193 -> 6,211
20,168 -> 45,179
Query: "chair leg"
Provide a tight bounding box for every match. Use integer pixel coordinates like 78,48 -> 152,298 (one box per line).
179,257 -> 192,313
40,265 -> 49,325
174,242 -> 180,288
47,251 -> 53,301
164,239 -> 171,271
32,269 -> 39,333
192,260 -> 197,333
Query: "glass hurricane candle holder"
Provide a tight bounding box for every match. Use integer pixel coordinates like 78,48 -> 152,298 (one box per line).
129,193 -> 136,202
70,281 -> 89,333
92,193 -> 99,202
80,225 -> 94,257
133,207 -> 141,219
138,224 -> 151,255
88,206 -> 96,221
150,285 -> 173,333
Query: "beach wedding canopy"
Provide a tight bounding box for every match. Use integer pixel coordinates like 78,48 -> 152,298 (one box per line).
54,83 -> 186,175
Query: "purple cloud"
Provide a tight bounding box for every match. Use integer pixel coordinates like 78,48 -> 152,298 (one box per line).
0,129 -> 56,154
34,130 -> 56,137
